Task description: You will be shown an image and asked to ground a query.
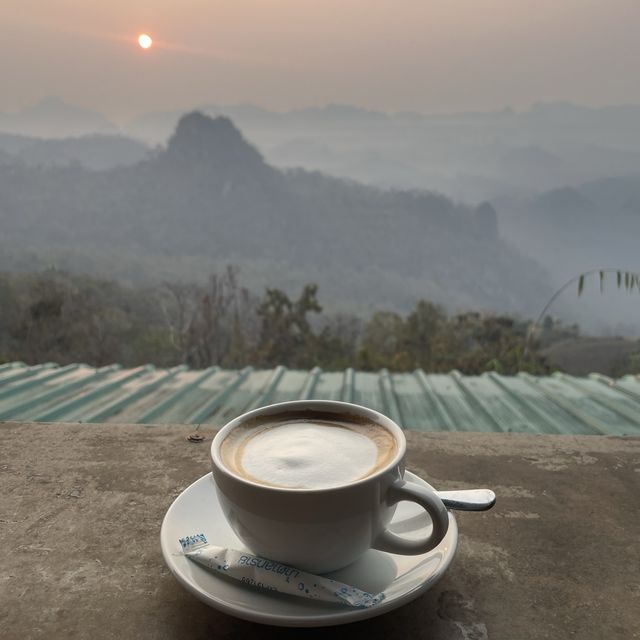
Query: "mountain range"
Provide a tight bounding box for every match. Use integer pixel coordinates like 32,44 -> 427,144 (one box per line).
0,112 -> 551,316
5,97 -> 640,207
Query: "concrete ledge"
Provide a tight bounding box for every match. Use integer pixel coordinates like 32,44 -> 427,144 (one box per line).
1,423 -> 638,639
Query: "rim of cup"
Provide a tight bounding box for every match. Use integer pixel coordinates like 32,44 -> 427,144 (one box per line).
211,399 -> 407,493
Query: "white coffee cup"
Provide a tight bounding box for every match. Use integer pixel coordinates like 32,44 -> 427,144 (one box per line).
210,400 -> 449,573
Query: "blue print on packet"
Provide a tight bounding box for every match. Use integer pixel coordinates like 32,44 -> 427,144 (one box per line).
179,533 -> 385,608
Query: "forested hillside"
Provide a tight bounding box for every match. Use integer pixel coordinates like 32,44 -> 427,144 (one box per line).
0,112 -> 551,315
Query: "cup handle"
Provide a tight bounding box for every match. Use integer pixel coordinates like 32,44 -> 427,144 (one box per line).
373,479 -> 450,555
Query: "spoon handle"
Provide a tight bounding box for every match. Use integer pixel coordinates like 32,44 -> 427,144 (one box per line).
436,489 -> 496,511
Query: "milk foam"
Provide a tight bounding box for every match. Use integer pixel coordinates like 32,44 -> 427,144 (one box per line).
221,419 -> 396,489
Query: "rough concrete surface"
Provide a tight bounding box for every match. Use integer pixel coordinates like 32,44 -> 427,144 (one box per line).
1,422 -> 638,640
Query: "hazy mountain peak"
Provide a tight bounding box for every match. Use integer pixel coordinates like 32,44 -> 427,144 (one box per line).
165,112 -> 266,173
0,96 -> 116,137
23,96 -> 116,129
25,96 -> 73,115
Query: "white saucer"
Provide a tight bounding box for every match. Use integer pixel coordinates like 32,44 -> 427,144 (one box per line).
160,471 -> 458,627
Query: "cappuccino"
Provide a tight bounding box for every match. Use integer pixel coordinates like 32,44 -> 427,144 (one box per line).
220,413 -> 397,489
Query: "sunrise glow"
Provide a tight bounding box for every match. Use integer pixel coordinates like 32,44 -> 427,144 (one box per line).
138,34 -> 153,49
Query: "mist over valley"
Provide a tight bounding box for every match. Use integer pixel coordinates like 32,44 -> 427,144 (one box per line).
1,99 -> 639,334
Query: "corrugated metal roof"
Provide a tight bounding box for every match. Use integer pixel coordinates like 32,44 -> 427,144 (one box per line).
0,361 -> 639,435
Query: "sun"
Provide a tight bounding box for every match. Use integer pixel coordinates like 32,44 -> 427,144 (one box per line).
138,33 -> 153,49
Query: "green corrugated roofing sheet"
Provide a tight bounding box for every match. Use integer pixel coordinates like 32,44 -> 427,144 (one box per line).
0,361 -> 639,435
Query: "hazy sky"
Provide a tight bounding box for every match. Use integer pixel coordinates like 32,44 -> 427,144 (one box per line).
2,0 -> 639,120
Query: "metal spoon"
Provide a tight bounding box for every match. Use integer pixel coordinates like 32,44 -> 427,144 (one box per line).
435,489 -> 496,511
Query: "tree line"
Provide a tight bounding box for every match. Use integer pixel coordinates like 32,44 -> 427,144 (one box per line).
0,268 -> 553,374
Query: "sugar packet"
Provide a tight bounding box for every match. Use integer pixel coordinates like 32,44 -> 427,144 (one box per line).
179,534 -> 385,608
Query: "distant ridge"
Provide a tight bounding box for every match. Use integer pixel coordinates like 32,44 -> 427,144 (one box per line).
0,132 -> 149,170
0,97 -> 117,138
